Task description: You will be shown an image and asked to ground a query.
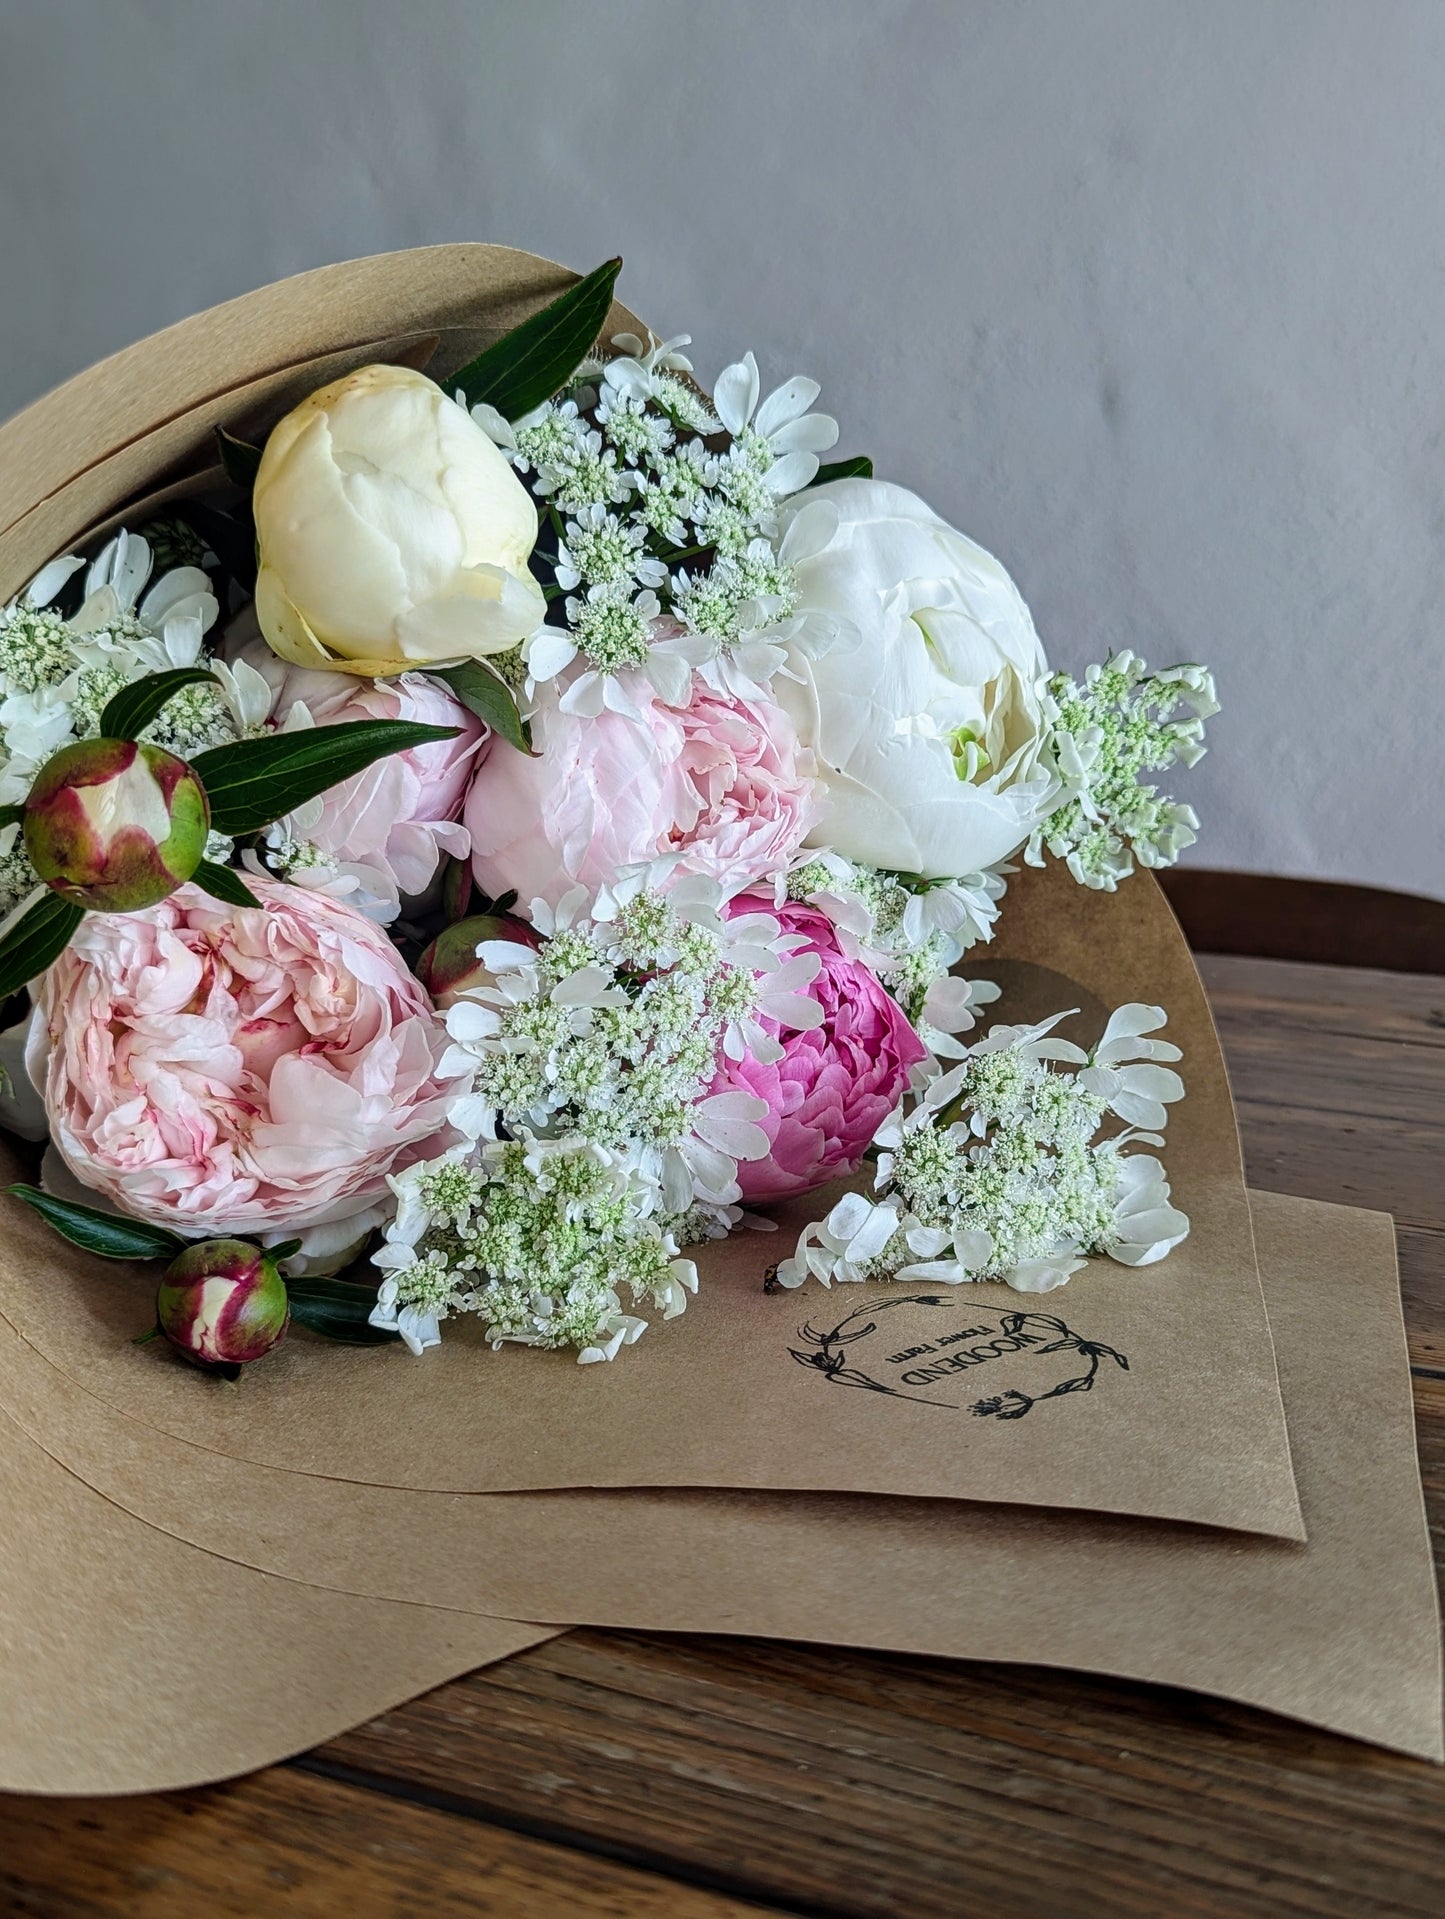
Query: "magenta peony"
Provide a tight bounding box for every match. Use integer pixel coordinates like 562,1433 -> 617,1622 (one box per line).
465,669 -> 816,909
28,878 -> 459,1236
708,896 -> 929,1203
240,638 -> 486,898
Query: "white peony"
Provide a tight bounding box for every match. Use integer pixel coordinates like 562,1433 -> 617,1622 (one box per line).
774,478 -> 1056,879
252,363 -> 545,678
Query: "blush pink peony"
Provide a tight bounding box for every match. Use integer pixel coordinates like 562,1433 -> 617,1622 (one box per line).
708,896 -> 929,1203
465,669 -> 816,909
28,878 -> 460,1236
240,639 -> 486,898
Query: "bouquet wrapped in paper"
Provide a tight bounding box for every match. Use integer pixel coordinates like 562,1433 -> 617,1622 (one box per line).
0,249 -> 1217,1375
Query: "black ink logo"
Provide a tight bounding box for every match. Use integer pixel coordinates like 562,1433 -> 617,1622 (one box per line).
789,1294 -> 1128,1419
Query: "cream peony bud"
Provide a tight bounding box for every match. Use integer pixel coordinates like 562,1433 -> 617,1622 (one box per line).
252,363 -> 545,678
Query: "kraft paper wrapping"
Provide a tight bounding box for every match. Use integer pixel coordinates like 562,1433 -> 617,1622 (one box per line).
0,244 -> 1297,1534
0,1405 -> 557,1795
0,857 -> 1301,1538
0,244 -> 613,538
0,1193 -> 1437,1768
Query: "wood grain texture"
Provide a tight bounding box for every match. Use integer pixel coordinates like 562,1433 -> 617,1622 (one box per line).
2,948 -> 1443,1919
0,1765 -> 789,1918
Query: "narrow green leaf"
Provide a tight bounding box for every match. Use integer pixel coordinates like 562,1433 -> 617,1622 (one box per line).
268,1237 -> 303,1261
193,859 -> 261,909
433,660 -> 531,753
0,892 -> 83,998
99,667 -> 219,742
192,720 -> 459,836
215,426 -> 263,491
0,802 -> 24,828
5,1183 -> 186,1261
811,456 -> 874,486
449,258 -> 623,419
286,1276 -> 398,1344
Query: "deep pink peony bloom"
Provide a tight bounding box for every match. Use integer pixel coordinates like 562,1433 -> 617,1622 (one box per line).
709,896 -> 929,1202
241,641 -> 486,898
28,878 -> 459,1236
465,669 -> 816,909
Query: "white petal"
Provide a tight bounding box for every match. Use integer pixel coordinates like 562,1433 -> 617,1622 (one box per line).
713,352 -> 760,436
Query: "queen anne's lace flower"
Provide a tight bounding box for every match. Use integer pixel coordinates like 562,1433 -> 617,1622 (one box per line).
788,852 -> 1007,1053
370,880 -> 824,1359
1028,651 -> 1219,889
472,332 -> 840,719
776,1002 -> 1189,1295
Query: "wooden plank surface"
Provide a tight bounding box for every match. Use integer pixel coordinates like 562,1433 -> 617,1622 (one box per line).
3,950 -> 1443,1918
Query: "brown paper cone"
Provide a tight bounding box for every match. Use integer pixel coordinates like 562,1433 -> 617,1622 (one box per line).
0,243 -> 633,540
0,1193 -> 1436,1762
0,244 -> 1297,1535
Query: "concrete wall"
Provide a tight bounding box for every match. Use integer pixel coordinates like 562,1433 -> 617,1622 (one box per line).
3,0 -> 1440,893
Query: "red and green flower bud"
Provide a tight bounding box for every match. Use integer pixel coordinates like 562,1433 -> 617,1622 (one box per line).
415,912 -> 541,1008
156,1238 -> 290,1369
24,736 -> 210,913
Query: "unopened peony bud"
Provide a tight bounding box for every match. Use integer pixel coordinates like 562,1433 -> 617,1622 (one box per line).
156,1239 -> 290,1370
24,737 -> 209,912
415,912 -> 541,1009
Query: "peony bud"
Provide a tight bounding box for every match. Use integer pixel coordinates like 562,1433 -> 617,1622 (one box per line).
415,912 -> 541,1009
156,1239 -> 290,1370
252,362 -> 545,678
24,737 -> 209,912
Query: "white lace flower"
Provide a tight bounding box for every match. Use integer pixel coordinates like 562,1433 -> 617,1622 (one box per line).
712,352 -> 839,500
1075,1003 -> 1185,1130
786,1001 -> 1190,1297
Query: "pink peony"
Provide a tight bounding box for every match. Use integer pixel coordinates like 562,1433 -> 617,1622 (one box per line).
465,669 -> 816,909
709,896 -> 929,1203
28,878 -> 459,1236
240,639 -> 485,898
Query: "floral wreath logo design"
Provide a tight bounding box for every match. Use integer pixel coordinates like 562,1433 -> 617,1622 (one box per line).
785,1293 -> 1129,1419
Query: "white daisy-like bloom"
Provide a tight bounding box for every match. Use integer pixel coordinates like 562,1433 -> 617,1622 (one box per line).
781,1000 -> 1191,1297
712,352 -> 840,500
1073,1003 -> 1186,1131
774,1189 -> 905,1289
1105,1147 -> 1192,1267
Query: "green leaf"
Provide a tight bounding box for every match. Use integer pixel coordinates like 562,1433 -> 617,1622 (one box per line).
193,859 -> 261,908
192,720 -> 460,836
433,660 -> 531,753
99,667 -> 219,742
286,1276 -> 399,1344
0,892 -> 83,999
215,426 -> 263,492
811,456 -> 874,486
0,802 -> 24,829
449,257 -> 622,419
5,1184 -> 186,1261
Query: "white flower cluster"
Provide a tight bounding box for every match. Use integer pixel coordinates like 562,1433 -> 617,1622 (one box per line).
787,852 -> 1007,1055
777,1003 -> 1189,1295
473,334 -> 840,718
370,877 -> 824,1358
0,532 -> 271,914
1027,651 -> 1220,891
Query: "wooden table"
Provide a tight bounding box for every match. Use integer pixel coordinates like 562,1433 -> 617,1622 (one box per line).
3,949 -> 1443,1917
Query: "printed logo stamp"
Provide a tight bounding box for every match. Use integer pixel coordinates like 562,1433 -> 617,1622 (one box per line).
788,1293 -> 1129,1419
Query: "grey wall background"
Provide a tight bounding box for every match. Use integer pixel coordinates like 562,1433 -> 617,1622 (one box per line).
1,0 -> 1440,896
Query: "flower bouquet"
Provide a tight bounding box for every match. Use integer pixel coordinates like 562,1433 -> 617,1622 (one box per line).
0,253 -> 1217,1377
